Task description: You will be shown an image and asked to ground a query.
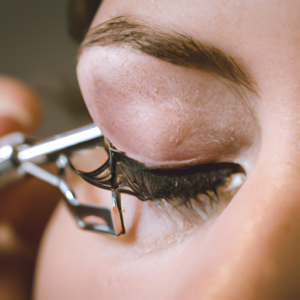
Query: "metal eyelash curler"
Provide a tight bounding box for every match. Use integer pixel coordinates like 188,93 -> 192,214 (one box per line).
0,123 -> 125,236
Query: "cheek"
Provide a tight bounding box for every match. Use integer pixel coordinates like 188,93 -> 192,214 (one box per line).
34,193 -> 208,300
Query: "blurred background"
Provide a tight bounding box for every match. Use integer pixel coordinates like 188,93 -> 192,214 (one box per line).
0,0 -> 93,137
0,2 -> 102,299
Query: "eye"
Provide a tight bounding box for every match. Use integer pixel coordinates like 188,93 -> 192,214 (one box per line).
113,151 -> 245,220
69,142 -> 246,222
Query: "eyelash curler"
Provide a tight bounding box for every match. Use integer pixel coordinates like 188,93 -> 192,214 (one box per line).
0,123 -> 125,236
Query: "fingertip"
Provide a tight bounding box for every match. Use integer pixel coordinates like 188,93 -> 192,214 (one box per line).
0,117 -> 25,137
0,76 -> 43,135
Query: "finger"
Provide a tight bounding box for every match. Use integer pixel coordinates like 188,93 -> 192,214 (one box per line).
0,76 -> 45,300
0,76 -> 43,136
0,76 -> 59,238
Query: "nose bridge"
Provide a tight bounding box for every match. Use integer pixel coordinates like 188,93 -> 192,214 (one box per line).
180,124 -> 300,299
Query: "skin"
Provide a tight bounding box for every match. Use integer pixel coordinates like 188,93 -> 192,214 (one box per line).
0,76 -> 43,136
30,0 -> 300,299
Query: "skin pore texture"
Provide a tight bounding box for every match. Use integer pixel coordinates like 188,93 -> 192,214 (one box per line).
35,1 -> 300,300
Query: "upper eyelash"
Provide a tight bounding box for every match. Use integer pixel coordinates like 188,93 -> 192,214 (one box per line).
70,145 -> 244,209
113,151 -> 243,205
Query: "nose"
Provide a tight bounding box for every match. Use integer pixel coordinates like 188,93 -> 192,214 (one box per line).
178,114 -> 300,299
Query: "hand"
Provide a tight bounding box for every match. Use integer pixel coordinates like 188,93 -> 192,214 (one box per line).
0,76 -> 60,300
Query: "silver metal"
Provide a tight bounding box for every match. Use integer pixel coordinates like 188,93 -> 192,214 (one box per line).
0,123 -> 125,236
0,132 -> 27,189
0,124 -> 103,189
18,123 -> 102,163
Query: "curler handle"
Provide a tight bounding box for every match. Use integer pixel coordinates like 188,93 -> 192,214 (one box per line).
0,123 -> 102,189
0,132 -> 27,189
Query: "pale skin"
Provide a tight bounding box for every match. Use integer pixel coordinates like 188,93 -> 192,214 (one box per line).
2,0 -> 300,299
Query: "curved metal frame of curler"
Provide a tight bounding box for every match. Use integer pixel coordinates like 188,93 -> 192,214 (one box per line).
21,156 -> 125,236
0,124 -> 125,236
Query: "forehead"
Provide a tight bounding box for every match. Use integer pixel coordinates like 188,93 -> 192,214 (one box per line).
93,0 -> 300,45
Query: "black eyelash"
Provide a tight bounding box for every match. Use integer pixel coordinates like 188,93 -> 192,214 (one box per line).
70,148 -> 243,208
112,152 -> 242,206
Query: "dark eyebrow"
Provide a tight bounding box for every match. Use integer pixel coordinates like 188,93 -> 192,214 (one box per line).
80,16 -> 257,95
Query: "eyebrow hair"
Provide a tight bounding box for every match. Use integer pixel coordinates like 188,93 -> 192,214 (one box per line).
80,16 -> 257,95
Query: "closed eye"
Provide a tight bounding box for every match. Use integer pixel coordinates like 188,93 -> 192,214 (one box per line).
112,151 -> 245,208
70,144 -> 246,219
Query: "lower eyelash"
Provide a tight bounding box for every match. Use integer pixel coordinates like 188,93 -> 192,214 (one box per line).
153,174 -> 243,223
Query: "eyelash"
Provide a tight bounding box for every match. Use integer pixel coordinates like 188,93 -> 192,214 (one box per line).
70,147 -> 244,218
113,151 -> 243,210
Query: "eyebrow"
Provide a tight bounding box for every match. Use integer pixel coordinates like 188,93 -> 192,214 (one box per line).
80,16 -> 257,95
